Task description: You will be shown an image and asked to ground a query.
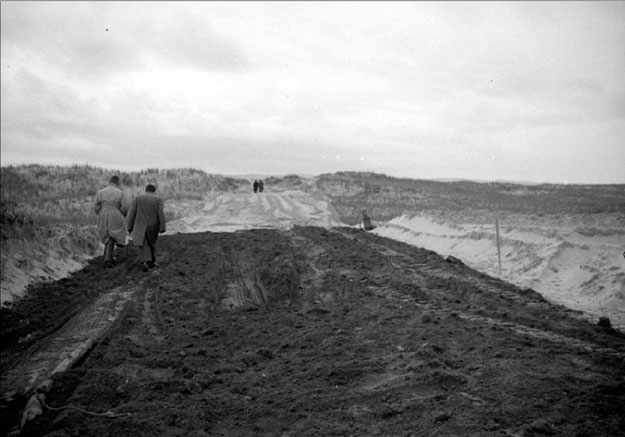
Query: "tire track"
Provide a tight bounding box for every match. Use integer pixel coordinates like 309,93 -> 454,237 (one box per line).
218,246 -> 268,309
1,285 -> 137,402
138,278 -> 166,344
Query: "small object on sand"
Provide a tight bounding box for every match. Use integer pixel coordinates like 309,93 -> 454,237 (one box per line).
434,411 -> 451,422
597,316 -> 612,328
526,418 -> 556,435
446,255 -> 463,265
20,394 -> 43,428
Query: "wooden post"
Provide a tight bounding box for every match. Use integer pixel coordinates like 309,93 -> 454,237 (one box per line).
496,218 -> 502,276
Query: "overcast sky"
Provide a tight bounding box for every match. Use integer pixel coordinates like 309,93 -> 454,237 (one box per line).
1,2 -> 624,183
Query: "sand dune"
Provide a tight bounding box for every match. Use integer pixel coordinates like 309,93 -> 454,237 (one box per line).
373,212 -> 625,328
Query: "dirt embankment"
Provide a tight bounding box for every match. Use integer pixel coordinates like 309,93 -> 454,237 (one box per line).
1,226 -> 102,305
374,211 -> 625,329
1,227 -> 624,436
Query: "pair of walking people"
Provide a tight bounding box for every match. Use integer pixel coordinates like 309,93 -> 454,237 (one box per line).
94,176 -> 166,271
253,179 -> 264,193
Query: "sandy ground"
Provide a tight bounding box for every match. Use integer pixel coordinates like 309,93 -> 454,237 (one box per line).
166,191 -> 343,234
373,212 -> 625,329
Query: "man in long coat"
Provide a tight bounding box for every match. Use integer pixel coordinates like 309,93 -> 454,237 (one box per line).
126,184 -> 166,271
94,175 -> 128,267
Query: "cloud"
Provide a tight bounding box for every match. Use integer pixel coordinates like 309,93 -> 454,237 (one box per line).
2,70 -> 97,139
1,2 -> 248,81
1,2 -> 624,183
142,9 -> 248,71
1,3 -> 142,78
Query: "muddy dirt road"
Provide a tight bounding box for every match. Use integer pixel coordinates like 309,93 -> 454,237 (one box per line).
2,227 -> 624,436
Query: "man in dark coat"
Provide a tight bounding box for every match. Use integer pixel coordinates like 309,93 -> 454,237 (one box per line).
126,184 -> 166,271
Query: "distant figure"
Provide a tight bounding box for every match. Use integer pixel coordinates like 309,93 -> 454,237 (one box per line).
253,180 -> 259,193
258,179 -> 264,193
126,184 -> 167,272
94,175 -> 128,268
362,209 -> 375,231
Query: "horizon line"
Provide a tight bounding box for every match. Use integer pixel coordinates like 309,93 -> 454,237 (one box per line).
1,162 -> 624,186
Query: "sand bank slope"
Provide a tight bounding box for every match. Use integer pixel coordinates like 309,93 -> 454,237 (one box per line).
374,212 -> 625,328
1,227 -> 102,305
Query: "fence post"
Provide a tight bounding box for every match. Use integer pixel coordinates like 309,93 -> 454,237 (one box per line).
496,218 -> 502,276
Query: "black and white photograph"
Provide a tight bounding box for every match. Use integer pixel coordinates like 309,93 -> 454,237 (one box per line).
1,2 -> 624,436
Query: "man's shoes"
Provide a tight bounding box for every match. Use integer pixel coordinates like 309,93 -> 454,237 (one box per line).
115,243 -> 125,248
141,261 -> 159,272
104,260 -> 116,268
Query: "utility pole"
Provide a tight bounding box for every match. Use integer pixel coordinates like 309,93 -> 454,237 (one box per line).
496,218 -> 502,276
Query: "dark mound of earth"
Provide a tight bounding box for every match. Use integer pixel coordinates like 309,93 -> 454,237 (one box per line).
2,226 -> 624,436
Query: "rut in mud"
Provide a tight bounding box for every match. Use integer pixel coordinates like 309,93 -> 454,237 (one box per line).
1,226 -> 624,436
